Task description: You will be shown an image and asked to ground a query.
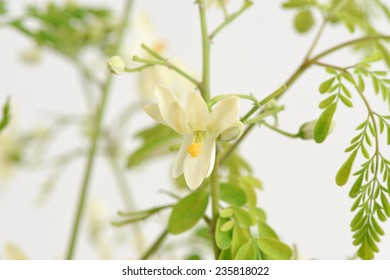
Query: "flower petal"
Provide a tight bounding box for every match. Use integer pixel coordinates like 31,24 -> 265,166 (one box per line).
154,85 -> 189,134
186,90 -> 209,131
172,134 -> 193,178
208,96 -> 240,137
143,104 -> 167,125
183,134 -> 215,190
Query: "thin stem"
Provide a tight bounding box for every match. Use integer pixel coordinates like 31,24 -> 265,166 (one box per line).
66,0 -> 134,260
310,35 -> 390,62
244,106 -> 285,125
133,55 -> 200,86
261,121 -> 299,139
209,0 -> 253,40
109,159 -> 145,254
303,19 -> 326,62
199,0 -> 211,101
210,156 -> 221,259
141,229 -> 169,260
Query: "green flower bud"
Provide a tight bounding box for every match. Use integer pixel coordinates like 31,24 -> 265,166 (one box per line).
299,119 -> 336,140
220,121 -> 244,142
107,56 -> 126,74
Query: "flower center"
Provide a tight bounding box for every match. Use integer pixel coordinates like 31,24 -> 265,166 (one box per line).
187,131 -> 205,158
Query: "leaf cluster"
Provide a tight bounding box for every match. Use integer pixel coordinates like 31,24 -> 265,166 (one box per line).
314,68 -> 355,143
9,2 -> 117,58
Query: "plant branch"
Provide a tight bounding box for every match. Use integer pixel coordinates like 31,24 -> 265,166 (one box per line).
209,0 -> 253,40
141,228 -> 169,260
65,0 -> 134,260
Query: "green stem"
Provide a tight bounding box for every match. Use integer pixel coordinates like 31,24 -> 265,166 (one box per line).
244,106 -> 285,125
199,0 -> 211,101
141,228 -> 169,260
66,0 -> 134,260
109,159 -> 145,254
209,0 -> 253,40
261,121 -> 299,139
133,55 -> 200,86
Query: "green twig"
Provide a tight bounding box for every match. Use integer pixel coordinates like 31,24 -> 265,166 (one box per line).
141,229 -> 169,260
209,0 -> 253,40
66,0 -> 134,260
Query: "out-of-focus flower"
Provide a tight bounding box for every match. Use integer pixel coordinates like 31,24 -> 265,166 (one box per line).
107,56 -> 126,74
20,47 -> 42,64
298,119 -> 336,140
124,13 -> 196,102
0,129 -> 21,186
3,242 -> 28,260
144,85 -> 240,190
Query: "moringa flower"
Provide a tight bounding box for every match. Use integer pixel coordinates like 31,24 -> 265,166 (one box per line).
144,85 -> 240,190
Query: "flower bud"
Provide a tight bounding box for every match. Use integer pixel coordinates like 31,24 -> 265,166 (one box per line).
220,121 -> 244,142
107,56 -> 126,74
298,119 -> 335,140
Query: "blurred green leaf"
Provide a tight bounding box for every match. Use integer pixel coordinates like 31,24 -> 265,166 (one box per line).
216,217 -> 233,250
168,189 -> 208,234
257,237 -> 292,260
231,226 -> 250,257
294,9 -> 315,33
234,241 -> 258,260
220,183 -> 247,206
258,220 -> 279,239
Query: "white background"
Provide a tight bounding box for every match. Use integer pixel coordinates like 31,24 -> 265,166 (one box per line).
1,0 -> 390,259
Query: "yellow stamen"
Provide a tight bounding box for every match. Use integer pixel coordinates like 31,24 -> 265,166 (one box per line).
187,143 -> 202,158
153,40 -> 167,53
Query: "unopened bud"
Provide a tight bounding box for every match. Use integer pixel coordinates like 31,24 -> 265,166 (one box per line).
299,119 -> 336,140
220,121 -> 244,142
107,56 -> 126,74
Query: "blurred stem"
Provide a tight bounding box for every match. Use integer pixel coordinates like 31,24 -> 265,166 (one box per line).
261,121 -> 299,139
199,0 -> 211,101
209,0 -> 253,40
141,228 -> 169,260
66,0 -> 134,260
108,159 -> 145,254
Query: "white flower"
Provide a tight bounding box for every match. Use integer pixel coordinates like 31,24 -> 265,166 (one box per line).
144,85 -> 240,190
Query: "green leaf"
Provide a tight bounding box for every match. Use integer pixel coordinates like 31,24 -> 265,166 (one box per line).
220,183 -> 247,207
319,94 -> 337,109
240,175 -> 263,190
168,189 -> 209,234
257,237 -> 293,260
234,207 -> 253,227
294,9 -> 315,33
349,175 -> 363,198
319,77 -> 336,94
0,97 -> 11,132
231,226 -> 250,257
220,220 -> 235,232
358,242 -> 374,260
258,220 -> 279,239
336,150 -> 358,186
234,241 -> 258,260
218,249 -> 232,260
282,0 -> 316,8
339,94 -> 353,108
216,217 -> 233,250
314,102 -> 337,143
127,124 -> 180,168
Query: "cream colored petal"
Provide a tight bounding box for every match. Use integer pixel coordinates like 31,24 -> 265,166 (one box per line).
167,102 -> 190,134
3,243 -> 28,260
186,90 -> 209,131
172,134 -> 193,178
183,134 -> 215,190
208,96 -> 240,137
205,137 -> 216,177
143,104 -> 167,125
154,85 -> 189,134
